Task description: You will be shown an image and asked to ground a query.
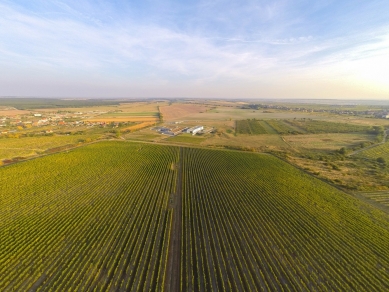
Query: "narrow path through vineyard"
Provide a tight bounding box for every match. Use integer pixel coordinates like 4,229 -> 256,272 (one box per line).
165,147 -> 183,292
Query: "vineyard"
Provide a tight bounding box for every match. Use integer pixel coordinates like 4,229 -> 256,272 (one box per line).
236,119 -> 298,135
359,191 -> 389,207
266,120 -> 299,134
2,142 -> 389,291
236,118 -> 373,136
286,119 -> 371,134
0,142 -> 177,291
180,148 -> 389,291
236,119 -> 267,135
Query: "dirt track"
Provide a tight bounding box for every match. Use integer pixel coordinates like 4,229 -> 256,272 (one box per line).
165,147 -> 183,292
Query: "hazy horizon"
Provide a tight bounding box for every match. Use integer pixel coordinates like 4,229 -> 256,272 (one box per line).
1,1 -> 388,99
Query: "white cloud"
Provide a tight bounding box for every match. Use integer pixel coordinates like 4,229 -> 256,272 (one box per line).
0,1 -> 388,98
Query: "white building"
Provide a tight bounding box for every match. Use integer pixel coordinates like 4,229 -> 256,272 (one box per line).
187,125 -> 204,135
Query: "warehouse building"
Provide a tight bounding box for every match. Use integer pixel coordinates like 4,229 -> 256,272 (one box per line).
186,126 -> 204,135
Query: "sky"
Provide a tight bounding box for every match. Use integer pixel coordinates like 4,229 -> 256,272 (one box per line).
0,0 -> 388,99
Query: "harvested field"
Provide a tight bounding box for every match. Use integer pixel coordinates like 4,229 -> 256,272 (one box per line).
87,117 -> 158,122
34,101 -> 167,114
118,102 -> 164,113
123,121 -> 156,132
0,109 -> 31,116
160,104 -> 207,120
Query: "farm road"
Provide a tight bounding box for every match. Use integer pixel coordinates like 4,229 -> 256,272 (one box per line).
165,147 -> 183,292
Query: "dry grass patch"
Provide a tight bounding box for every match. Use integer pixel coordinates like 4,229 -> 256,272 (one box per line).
286,155 -> 389,191
118,102 -> 165,113
0,109 -> 31,116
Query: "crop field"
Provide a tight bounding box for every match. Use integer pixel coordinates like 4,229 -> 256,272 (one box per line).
167,134 -> 207,144
287,119 -> 371,133
359,191 -> 389,207
236,119 -> 299,135
2,142 -> 389,291
181,148 -> 389,291
357,141 -> 389,161
266,119 -> 299,134
235,119 -> 267,135
0,142 -> 177,291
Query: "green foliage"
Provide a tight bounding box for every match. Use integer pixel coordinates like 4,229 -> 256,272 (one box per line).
339,147 -> 347,155
369,126 -> 385,142
157,106 -> 163,122
331,163 -> 341,170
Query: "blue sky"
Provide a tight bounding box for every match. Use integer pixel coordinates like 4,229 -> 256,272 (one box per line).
0,0 -> 388,99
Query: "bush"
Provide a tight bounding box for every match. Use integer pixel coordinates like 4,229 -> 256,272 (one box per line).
339,147 -> 347,155
331,164 -> 341,171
